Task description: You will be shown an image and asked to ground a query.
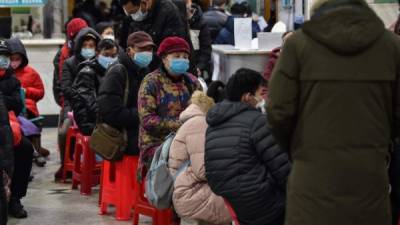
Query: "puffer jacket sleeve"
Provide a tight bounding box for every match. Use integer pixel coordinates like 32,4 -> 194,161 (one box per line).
251,114 -> 290,190
97,64 -> 139,129
61,58 -> 76,103
71,67 -> 98,135
267,37 -> 300,150
196,22 -> 212,72
24,67 -> 44,102
169,134 -> 188,176
4,76 -> 22,116
138,75 -> 181,135
0,92 -> 14,177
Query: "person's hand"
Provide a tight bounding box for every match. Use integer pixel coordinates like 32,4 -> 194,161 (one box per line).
196,68 -> 202,77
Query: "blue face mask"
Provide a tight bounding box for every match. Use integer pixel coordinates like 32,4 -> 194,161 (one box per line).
133,52 -> 153,68
0,55 -> 10,69
98,55 -> 118,69
81,48 -> 96,59
130,6 -> 148,21
168,58 -> 189,75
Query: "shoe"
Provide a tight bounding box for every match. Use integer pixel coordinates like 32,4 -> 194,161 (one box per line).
9,198 -> 27,218
34,156 -> 46,167
54,166 -> 63,182
38,147 -> 50,157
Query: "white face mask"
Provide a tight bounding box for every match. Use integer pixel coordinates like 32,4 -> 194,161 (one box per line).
254,96 -> 266,114
103,35 -> 115,41
130,6 -> 148,21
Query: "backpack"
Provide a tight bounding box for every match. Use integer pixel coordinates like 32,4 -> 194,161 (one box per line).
145,133 -> 190,209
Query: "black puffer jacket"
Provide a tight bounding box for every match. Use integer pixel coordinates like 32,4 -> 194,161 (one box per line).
189,4 -> 212,76
0,69 -> 22,116
0,92 -> 14,177
97,52 -> 148,155
203,7 -> 228,41
71,59 -> 106,135
120,0 -> 189,47
61,27 -> 101,108
205,101 -> 290,225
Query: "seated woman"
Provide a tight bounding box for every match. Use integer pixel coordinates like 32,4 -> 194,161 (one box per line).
169,91 -> 232,225
138,37 -> 200,177
7,38 -> 48,166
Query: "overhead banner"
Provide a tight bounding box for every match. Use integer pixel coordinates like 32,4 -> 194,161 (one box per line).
0,0 -> 48,7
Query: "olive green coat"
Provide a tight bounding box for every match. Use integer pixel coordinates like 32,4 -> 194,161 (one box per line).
267,1 -> 400,225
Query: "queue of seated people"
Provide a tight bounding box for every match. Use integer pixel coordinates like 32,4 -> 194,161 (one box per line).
45,16 -> 291,224
0,37 -> 50,222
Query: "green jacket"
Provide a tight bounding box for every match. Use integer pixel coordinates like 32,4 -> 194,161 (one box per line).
267,0 -> 400,225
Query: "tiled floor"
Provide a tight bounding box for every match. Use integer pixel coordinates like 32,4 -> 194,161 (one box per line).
8,128 -> 152,225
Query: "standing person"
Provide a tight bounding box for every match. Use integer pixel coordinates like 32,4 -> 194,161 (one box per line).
138,37 -> 200,177
71,39 -> 118,136
97,32 -> 155,158
169,91 -> 232,225
203,0 -> 228,41
95,22 -> 115,40
186,0 -> 212,81
55,27 -> 101,180
0,93 -> 13,225
7,38 -> 49,166
0,40 -> 33,219
205,68 -> 289,225
267,1 -> 400,225
119,0 -> 189,48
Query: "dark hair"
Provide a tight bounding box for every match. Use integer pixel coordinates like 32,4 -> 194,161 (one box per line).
213,0 -> 226,7
119,0 -> 140,6
207,81 -> 225,103
96,22 -> 114,35
226,68 -> 265,102
97,39 -> 118,51
230,2 -> 248,16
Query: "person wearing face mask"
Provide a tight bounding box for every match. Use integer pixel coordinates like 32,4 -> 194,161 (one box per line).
118,0 -> 189,49
185,0 -> 212,82
95,22 -> 116,41
137,36 -> 201,178
97,31 -> 155,158
56,27 -> 101,181
204,68 -> 290,225
71,39 -> 118,136
6,38 -> 49,167
0,40 -> 34,219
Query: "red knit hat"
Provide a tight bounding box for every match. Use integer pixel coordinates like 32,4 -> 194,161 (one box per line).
66,18 -> 88,40
157,37 -> 190,57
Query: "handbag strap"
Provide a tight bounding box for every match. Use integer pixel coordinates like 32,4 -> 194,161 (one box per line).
122,66 -> 129,107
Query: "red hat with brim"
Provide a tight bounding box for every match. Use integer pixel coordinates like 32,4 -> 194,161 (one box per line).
157,37 -> 190,57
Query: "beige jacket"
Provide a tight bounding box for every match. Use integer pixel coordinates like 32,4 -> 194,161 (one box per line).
169,104 -> 231,224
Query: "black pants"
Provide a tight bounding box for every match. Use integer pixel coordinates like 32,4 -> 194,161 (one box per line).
0,170 -> 7,225
10,137 -> 33,200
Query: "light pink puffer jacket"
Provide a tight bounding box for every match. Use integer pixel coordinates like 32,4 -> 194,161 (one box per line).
169,104 -> 232,224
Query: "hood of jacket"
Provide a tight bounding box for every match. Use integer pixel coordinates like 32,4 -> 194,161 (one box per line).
206,101 -> 254,126
6,38 -> 28,69
302,0 -> 385,55
179,104 -> 205,122
189,4 -> 203,27
73,27 -> 101,59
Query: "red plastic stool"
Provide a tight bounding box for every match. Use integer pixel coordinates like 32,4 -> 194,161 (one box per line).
224,199 -> 240,225
99,156 -> 138,221
72,133 -> 102,195
132,178 -> 173,225
62,126 -> 78,182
